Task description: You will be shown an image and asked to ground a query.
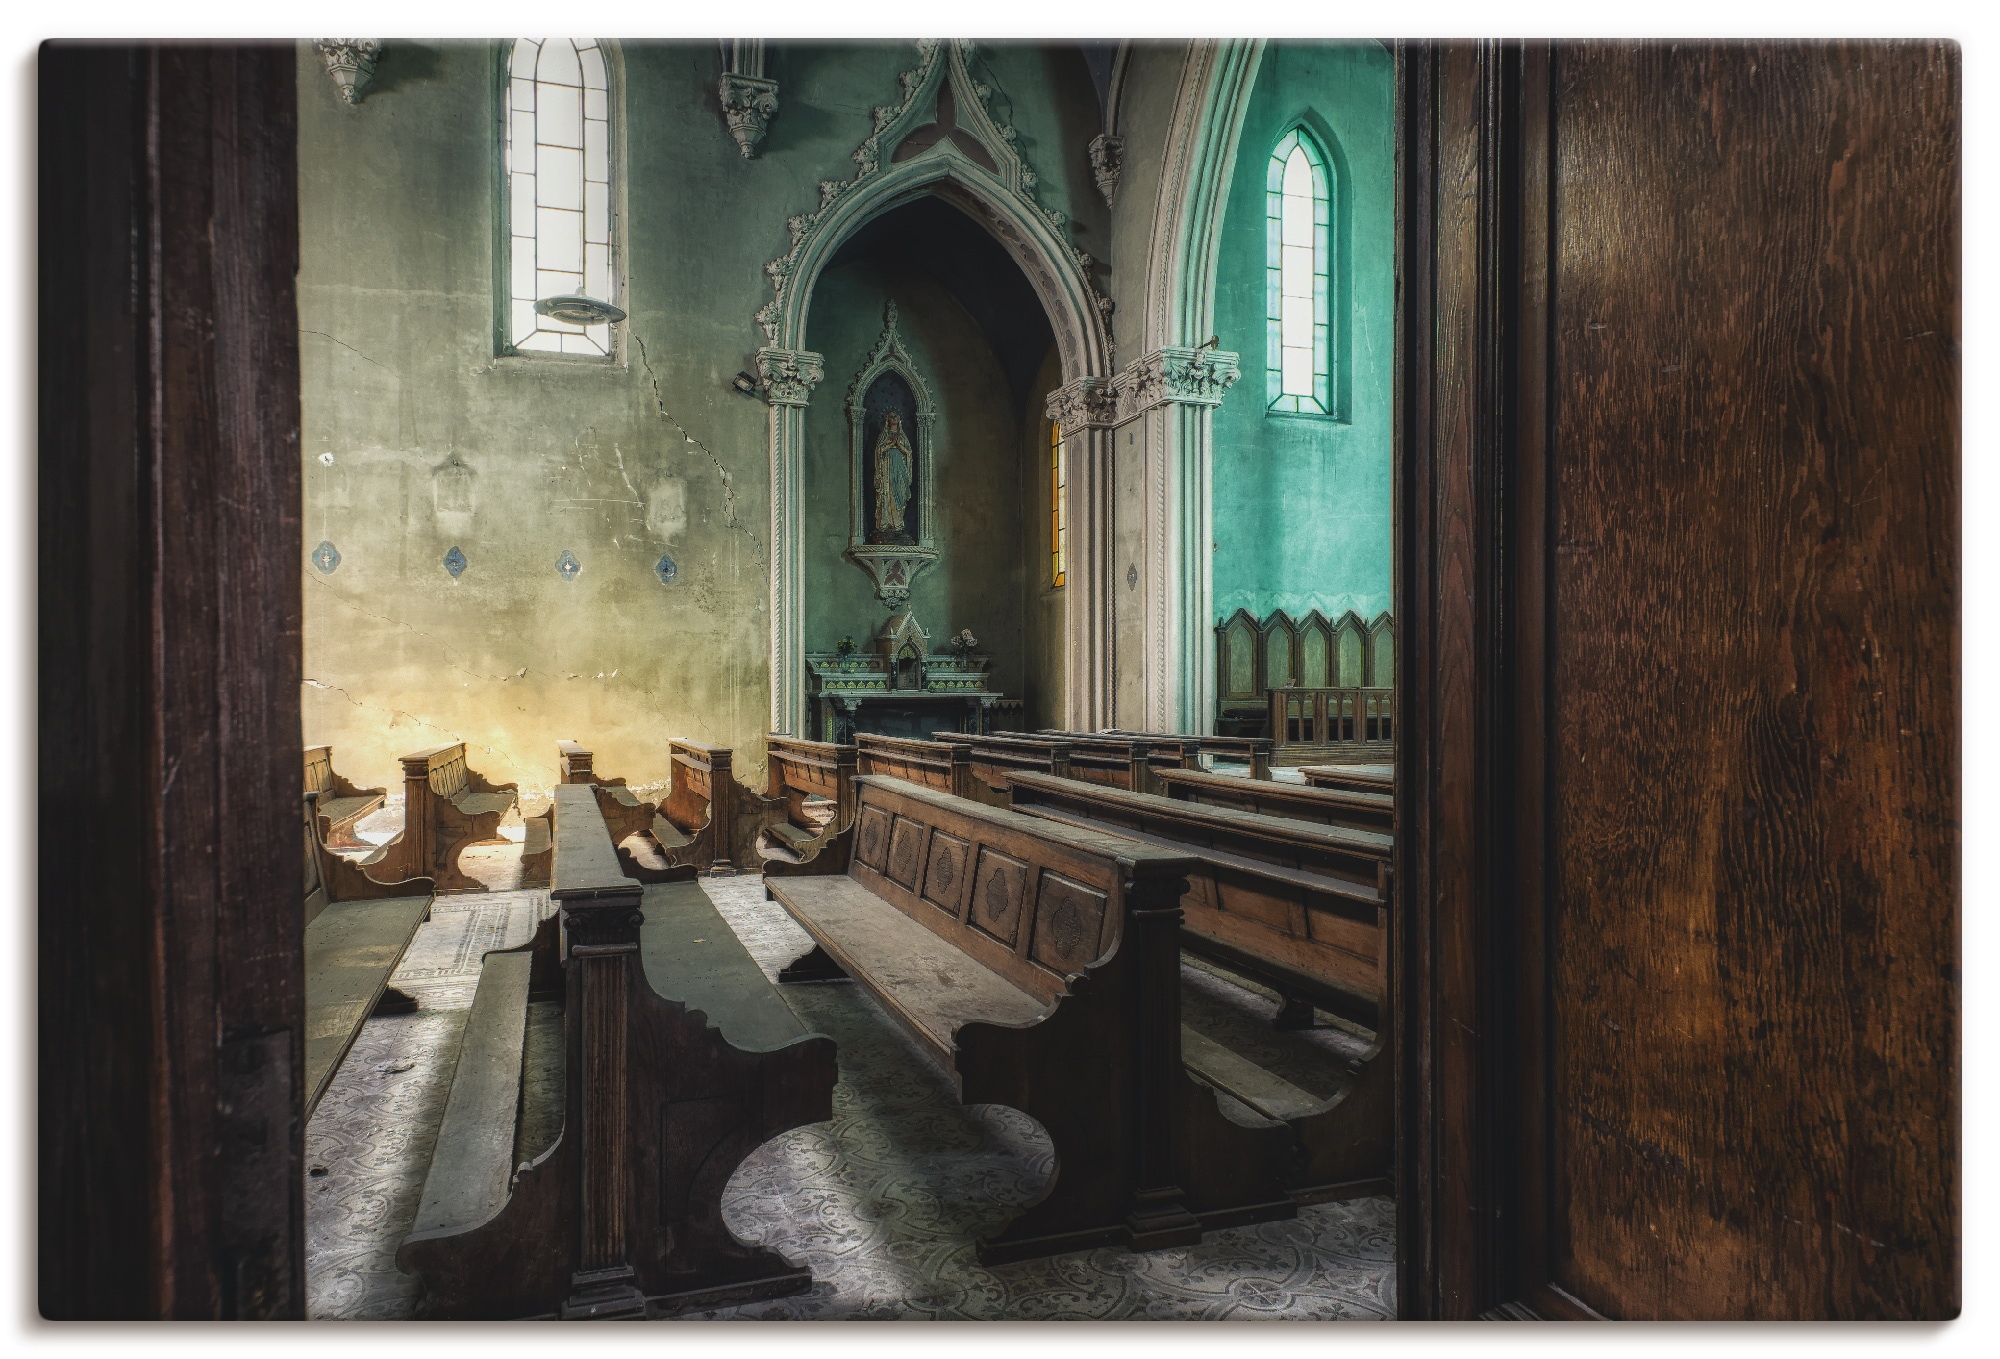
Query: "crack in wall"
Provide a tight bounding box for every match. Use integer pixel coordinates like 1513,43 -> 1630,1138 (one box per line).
300,328 -> 391,370
630,328 -> 766,568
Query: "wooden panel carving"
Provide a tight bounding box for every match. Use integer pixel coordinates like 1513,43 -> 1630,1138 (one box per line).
968,847 -> 1029,948
1029,872 -> 1107,975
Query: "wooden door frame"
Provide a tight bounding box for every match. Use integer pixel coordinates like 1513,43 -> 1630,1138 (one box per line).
1393,39 -> 1557,1320
39,42 -> 306,1318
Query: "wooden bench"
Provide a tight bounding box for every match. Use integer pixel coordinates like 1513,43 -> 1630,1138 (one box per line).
396,783 -> 838,1319
1040,729 -> 1204,791
301,793 -> 434,1117
763,735 -> 858,862
764,775 -> 1298,1263
356,742 -> 519,893
1192,735 -> 1274,781
944,729 -> 1158,795
304,744 -> 388,849
925,730 -> 1083,804
1002,771 -> 1393,1203
654,739 -> 786,873
854,731 -> 980,800
1298,764 -> 1395,796
1155,766 -> 1395,837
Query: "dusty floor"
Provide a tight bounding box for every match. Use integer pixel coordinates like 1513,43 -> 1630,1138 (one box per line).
307,778 -> 1395,1322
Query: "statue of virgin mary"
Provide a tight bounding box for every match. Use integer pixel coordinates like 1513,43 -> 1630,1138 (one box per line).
871,410 -> 916,543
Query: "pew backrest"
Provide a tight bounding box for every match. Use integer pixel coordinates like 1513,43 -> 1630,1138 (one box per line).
926,731 -> 1076,801
842,773 -> 1194,1007
1297,765 -> 1396,796
855,732 -> 976,800
557,739 -> 595,784
1154,767 -> 1394,836
767,734 -> 858,831
1004,770 -> 1390,896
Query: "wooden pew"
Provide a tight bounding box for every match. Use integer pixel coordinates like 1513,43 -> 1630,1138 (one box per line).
357,742 -> 519,893
1001,770 -> 1393,1203
654,739 -> 786,873
963,729 -> 1156,794
1297,764 -> 1395,796
301,793 -> 434,1117
1041,729 -> 1203,791
396,783 -> 838,1319
1191,735 -> 1274,781
304,744 -> 387,849
763,735 -> 858,863
764,775 -> 1298,1263
927,730 -> 1098,802
854,732 -> 979,800
1155,767 -> 1395,837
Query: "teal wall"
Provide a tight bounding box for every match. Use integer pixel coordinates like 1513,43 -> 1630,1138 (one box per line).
1211,41 -> 1395,626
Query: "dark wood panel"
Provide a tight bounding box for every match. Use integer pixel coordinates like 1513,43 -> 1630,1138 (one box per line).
39,43 -> 304,1319
1541,41 -> 1958,1320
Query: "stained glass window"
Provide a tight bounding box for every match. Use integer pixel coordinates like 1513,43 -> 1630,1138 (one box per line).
1265,128 -> 1331,414
505,39 -> 615,357
1050,421 -> 1067,588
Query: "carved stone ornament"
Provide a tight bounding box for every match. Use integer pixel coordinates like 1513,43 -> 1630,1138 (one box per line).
719,72 -> 780,158
1044,376 -> 1118,434
313,40 -> 382,105
1088,132 -> 1125,208
1110,345 -> 1242,422
754,40 -> 1111,349
756,348 -> 825,406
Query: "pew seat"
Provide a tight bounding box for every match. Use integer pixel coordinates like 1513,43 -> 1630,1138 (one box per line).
398,783 -> 835,1319
304,744 -> 388,848
304,893 -> 433,1116
765,773 -> 1300,1263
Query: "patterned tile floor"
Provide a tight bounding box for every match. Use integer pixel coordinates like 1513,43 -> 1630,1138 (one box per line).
304,870 -> 1395,1322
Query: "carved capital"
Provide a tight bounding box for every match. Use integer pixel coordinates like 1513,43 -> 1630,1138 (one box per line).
1088,133 -> 1125,209
719,72 -> 780,158
1044,376 -> 1117,433
756,348 -> 825,406
1110,346 -> 1241,421
313,40 -> 381,105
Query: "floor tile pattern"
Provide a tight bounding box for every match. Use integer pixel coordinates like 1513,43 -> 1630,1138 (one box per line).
304,871 -> 1395,1321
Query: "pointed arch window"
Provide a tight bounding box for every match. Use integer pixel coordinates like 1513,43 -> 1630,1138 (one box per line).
504,39 -> 618,357
1265,128 -> 1332,414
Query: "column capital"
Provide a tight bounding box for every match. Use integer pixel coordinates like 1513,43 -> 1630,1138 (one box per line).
1043,375 -> 1117,433
756,348 -> 824,406
1110,345 -> 1241,422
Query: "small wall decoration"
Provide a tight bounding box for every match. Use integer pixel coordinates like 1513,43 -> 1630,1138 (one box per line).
443,545 -> 467,578
844,301 -> 939,607
313,540 -> 341,574
556,550 -> 581,581
654,554 -> 677,586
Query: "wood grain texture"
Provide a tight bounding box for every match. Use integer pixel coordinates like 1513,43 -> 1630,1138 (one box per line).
1540,41 -> 1959,1319
38,43 -> 304,1319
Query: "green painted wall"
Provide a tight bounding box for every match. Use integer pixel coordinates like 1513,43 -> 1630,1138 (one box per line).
1211,41 -> 1396,626
297,40 -> 1103,804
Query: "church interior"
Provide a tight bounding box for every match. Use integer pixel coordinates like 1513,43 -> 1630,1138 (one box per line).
38,37 -> 1960,1323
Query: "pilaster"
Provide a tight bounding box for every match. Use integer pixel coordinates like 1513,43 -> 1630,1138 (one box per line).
759,347 -> 824,735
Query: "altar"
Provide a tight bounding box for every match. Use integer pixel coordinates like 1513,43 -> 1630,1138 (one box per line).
805,612 -> 1005,744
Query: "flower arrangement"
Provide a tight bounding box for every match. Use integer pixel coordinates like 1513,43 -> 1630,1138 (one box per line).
947,628 -> 979,662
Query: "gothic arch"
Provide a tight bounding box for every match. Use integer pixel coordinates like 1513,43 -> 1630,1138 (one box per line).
755,41 -> 1114,734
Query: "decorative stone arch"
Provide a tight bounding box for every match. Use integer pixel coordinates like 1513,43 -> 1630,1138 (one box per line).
755,40 -> 1115,734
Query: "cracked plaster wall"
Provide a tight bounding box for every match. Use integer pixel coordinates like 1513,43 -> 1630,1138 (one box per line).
298,40 -> 1115,804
